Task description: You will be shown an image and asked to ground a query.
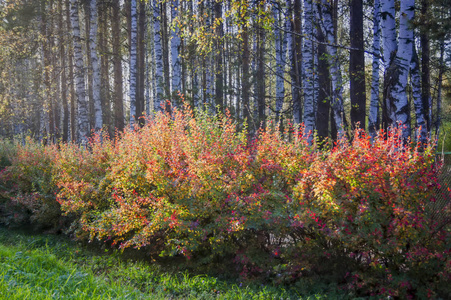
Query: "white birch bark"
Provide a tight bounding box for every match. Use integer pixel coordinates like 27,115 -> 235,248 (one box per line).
390,0 -> 413,139
302,0 -> 315,137
317,0 -> 345,137
129,0 -> 137,127
380,0 -> 397,70
171,0 -> 181,95
70,0 -> 88,144
153,0 -> 164,112
369,0 -> 381,139
380,0 -> 397,127
89,0 -> 102,132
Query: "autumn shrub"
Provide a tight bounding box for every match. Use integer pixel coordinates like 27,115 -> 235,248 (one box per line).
291,129 -> 451,298
0,138 -> 61,229
53,133 -> 117,236
1,107 -> 449,297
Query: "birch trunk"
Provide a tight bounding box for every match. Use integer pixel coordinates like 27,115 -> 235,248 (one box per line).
380,0 -> 397,128
369,0 -> 381,138
70,0 -> 88,144
89,0 -> 102,132
171,0 -> 181,96
153,0 -> 164,112
129,0 -> 137,127
390,0 -> 413,139
302,0 -> 315,138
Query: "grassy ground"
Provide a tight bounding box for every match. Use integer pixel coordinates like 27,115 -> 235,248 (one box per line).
0,227 -> 342,299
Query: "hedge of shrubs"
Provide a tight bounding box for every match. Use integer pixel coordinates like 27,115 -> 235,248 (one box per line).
1,105 -> 450,298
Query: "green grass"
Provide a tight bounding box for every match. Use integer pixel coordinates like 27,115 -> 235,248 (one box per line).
0,227 -> 340,299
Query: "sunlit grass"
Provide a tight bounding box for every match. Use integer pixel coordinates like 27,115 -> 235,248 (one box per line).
0,227 -> 335,299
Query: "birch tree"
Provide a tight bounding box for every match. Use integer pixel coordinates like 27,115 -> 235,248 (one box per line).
302,0 -> 316,138
369,0 -> 381,139
153,0 -> 164,112
389,0 -> 414,139
171,0 -> 182,96
380,0 -> 397,128
70,0 -> 88,144
129,0 -> 137,127
89,0 -> 102,132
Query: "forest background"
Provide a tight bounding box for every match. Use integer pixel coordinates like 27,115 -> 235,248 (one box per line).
0,0 -> 450,145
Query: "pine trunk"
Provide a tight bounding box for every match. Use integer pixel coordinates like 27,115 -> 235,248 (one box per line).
112,0 -> 124,131
349,0 -> 366,130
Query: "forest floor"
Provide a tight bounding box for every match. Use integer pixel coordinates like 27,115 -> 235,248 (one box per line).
0,226 -> 345,300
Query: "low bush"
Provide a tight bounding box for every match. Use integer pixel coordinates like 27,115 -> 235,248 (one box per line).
1,105 -> 450,298
0,138 -> 62,230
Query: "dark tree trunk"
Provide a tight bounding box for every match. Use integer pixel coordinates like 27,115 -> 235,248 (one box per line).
349,0 -> 366,130
59,0 -> 69,142
316,26 -> 331,142
214,1 -> 224,112
420,0 -> 431,134
99,1 -> 111,135
112,0 -> 124,132
66,0 -> 76,141
242,23 -> 250,126
292,0 -> 302,124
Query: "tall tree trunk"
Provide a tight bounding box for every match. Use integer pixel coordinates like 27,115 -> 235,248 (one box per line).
381,0 -> 397,129
137,0 -> 145,125
256,0 -> 265,129
70,0 -> 88,144
66,0 -> 76,141
349,0 -> 366,130
420,0 -> 431,135
316,24 -> 331,142
99,2 -> 111,135
89,0 -> 102,133
411,47 -> 427,144
291,0 -> 302,124
59,0 -> 69,142
302,0 -> 316,139
318,0 -> 344,137
369,0 -> 381,139
162,1 -> 171,110
84,1 -> 94,130
214,1 -> 224,112
112,0 -> 124,132
153,0 -> 164,112
129,0 -> 137,127
389,0 -> 414,139
274,4 -> 287,124
171,0 -> 182,99
242,18 -> 250,126
435,40 -> 445,140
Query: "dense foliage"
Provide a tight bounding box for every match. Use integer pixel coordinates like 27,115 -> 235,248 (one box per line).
1,106 -> 450,298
